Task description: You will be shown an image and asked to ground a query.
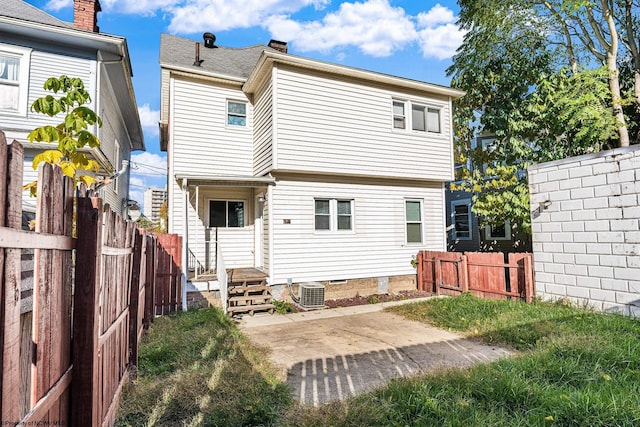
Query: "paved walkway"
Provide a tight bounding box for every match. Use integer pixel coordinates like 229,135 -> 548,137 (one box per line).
240,298 -> 513,405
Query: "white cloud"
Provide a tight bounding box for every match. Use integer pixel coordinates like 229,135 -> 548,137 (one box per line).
266,0 -> 417,57
137,104 -> 160,137
45,0 -> 72,11
130,152 -> 166,176
416,4 -> 466,60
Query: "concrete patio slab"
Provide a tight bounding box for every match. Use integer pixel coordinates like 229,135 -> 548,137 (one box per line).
240,299 -> 513,405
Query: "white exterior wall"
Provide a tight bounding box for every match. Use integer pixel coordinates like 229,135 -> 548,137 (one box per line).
529,145 -> 640,316
273,65 -> 453,180
253,77 -> 273,176
171,77 -> 253,177
269,176 -> 445,284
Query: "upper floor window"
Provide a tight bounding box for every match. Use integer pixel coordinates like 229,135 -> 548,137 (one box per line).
0,45 -> 31,115
451,199 -> 472,240
209,200 -> 245,228
405,200 -> 423,244
315,199 -> 353,231
392,99 -> 441,134
227,100 -> 246,126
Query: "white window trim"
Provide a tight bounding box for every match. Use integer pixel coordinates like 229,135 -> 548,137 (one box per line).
226,99 -> 248,128
405,199 -> 424,245
314,198 -> 355,233
485,220 -> 511,241
0,44 -> 32,116
391,98 -> 442,134
206,199 -> 246,228
392,99 -> 406,130
451,199 -> 473,241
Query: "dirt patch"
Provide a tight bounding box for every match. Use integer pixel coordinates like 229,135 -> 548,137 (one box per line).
324,290 -> 434,309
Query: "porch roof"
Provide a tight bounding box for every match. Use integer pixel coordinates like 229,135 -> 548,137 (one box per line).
176,174 -> 276,188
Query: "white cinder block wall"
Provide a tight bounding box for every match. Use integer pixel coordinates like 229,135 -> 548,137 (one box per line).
528,145 -> 640,316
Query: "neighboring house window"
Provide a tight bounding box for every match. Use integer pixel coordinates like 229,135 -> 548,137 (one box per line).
227,100 -> 247,126
209,200 -> 245,227
405,200 -> 423,244
392,99 -> 441,134
486,221 -> 511,240
451,200 -> 472,240
315,199 -> 354,231
0,45 -> 31,115
392,100 -> 406,129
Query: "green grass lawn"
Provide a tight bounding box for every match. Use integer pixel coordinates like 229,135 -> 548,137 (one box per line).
116,295 -> 640,426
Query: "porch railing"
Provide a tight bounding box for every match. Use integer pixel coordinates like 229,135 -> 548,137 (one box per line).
189,240 -> 218,280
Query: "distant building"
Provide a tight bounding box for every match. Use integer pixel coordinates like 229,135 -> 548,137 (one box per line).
144,187 -> 166,224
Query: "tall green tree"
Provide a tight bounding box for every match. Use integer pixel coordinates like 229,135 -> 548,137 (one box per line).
449,0 -> 637,233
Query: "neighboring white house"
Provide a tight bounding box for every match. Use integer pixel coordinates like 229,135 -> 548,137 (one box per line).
160,33 -> 464,300
0,0 -> 144,216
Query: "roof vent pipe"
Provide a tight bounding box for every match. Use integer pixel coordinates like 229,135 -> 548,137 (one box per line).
194,42 -> 203,66
203,32 -> 217,48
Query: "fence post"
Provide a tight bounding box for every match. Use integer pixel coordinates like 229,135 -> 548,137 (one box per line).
460,255 -> 469,292
128,229 -> 144,372
434,258 -> 442,295
71,196 -> 103,427
143,235 -> 155,328
524,254 -> 534,303
416,251 -> 424,291
1,137 -> 24,422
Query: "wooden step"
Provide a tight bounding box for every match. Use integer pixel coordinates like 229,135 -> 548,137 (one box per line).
228,295 -> 272,304
228,285 -> 269,295
227,303 -> 276,315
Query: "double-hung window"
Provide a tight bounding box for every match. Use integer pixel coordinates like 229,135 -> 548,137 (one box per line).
392,99 -> 441,134
209,200 -> 245,228
392,100 -> 406,129
315,199 -> 353,231
227,100 -> 247,126
405,200 -> 423,244
451,199 -> 472,240
0,45 -> 31,115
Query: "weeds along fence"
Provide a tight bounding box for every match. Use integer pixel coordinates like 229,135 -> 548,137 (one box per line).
416,250 -> 535,302
0,131 -> 182,426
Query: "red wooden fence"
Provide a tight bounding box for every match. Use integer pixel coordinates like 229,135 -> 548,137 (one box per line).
0,131 -> 182,426
417,250 -> 534,302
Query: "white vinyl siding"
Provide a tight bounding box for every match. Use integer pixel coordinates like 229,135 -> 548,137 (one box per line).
274,65 -> 453,181
171,77 -> 253,177
253,78 -> 273,175
269,177 -> 445,284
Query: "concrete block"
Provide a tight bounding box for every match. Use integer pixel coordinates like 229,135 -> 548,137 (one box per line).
570,187 -> 595,200
588,265 -> 614,279
590,288 -> 616,302
535,272 -> 555,283
618,157 -> 640,171
607,170 -> 635,184
542,222 -> 563,232
583,198 -> 608,209
546,283 -> 567,296
629,281 -> 640,293
573,232 -> 597,243
528,171 -> 547,185
577,276 -> 601,289
575,254 -> 599,265
566,286 -> 590,299
533,232 -> 552,243
539,181 -> 560,192
621,181 -> 640,194
543,242 -> 563,253
545,263 -> 565,274
562,221 -> 584,232
602,302 -> 629,315
616,292 -> 640,305
625,231 -> 640,244
564,264 -> 588,276
599,255 -> 627,268
553,253 -> 575,264
610,219 -> 639,231
547,169 -> 569,181
569,166 -> 594,178
551,212 -> 572,222
608,194 -> 637,208
596,208 -> 623,220
559,178 -> 583,190
623,206 -> 640,219
627,256 -> 640,268
588,243 -> 612,254
572,210 -> 596,221
534,262 -> 545,273
563,243 -> 586,254
614,267 -> 640,281
532,243 -> 543,252
592,162 -> 619,175
534,252 -> 553,263
555,275 -> 577,286
601,279 -> 629,292
595,184 -> 621,197
561,200 -> 584,211
552,233 -> 574,243
553,190 -> 572,201
612,244 -> 640,256
531,223 -> 542,233
597,231 -> 625,243
581,174 -> 608,187
628,305 -> 640,318
584,221 -> 609,232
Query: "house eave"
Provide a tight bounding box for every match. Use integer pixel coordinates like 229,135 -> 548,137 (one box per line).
160,63 -> 246,86
244,50 -> 466,99
175,174 -> 276,188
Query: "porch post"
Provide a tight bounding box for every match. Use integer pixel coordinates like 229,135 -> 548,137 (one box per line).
181,179 -> 188,311
195,184 -> 199,280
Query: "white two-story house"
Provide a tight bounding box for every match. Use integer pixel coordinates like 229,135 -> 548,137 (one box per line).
0,0 -> 144,216
160,33 -> 463,303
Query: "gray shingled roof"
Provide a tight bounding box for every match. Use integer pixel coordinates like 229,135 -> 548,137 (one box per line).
160,33 -> 276,80
0,0 -> 71,27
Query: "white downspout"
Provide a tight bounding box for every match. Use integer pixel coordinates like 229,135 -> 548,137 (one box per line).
182,179 -> 188,311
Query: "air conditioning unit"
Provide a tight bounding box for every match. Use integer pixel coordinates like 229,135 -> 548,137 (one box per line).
299,282 -> 325,309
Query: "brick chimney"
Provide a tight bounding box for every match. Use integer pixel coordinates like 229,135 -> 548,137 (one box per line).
74,0 -> 102,32
268,39 -> 288,54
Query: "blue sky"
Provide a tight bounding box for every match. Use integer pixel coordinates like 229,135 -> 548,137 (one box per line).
25,0 -> 464,206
